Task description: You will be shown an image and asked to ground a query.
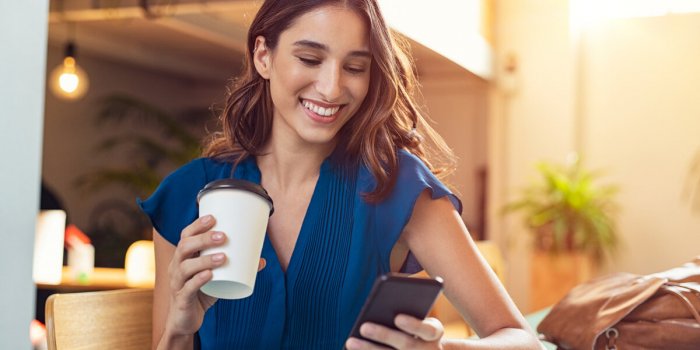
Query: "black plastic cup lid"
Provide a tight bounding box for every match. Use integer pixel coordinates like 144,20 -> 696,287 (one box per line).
197,179 -> 274,216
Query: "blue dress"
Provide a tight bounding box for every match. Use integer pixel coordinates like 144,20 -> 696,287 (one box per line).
138,149 -> 461,350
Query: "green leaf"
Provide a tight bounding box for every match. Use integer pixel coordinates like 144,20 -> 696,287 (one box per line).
502,157 -> 620,266
75,94 -> 210,198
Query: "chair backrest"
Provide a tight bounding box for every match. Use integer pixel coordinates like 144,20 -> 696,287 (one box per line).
45,288 -> 153,350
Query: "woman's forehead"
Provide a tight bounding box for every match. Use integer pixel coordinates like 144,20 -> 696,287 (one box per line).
279,5 -> 370,53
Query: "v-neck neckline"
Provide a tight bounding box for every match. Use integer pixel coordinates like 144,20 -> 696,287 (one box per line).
241,156 -> 330,280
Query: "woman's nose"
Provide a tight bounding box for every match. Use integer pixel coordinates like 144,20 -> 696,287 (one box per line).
316,64 -> 343,102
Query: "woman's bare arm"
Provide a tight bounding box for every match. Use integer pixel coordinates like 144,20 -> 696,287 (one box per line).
153,230 -> 195,350
348,191 -> 542,350
152,216 -> 224,350
403,191 -> 542,349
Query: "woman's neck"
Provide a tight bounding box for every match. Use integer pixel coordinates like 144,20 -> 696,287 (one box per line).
257,138 -> 334,194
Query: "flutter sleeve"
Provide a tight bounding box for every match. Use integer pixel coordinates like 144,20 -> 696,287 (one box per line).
137,158 -> 209,246
375,150 -> 463,274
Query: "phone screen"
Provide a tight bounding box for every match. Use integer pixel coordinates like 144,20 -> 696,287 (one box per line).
347,273 -> 443,345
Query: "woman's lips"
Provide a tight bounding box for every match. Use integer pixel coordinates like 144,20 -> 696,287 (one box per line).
300,99 -> 343,124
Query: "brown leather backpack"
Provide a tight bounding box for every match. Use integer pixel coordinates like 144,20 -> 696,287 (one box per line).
537,257 -> 700,349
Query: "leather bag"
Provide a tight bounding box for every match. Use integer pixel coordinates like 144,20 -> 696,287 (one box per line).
537,257 -> 700,349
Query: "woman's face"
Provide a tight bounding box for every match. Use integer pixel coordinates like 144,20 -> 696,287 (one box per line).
255,5 -> 371,149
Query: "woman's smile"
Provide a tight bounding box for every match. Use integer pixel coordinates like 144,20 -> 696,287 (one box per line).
300,98 -> 344,124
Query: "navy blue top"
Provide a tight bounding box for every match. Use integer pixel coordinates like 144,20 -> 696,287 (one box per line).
138,149 -> 461,350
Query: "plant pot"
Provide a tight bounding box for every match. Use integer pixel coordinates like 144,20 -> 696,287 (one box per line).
529,250 -> 595,312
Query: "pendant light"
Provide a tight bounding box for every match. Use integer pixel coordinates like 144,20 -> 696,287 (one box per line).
49,24 -> 89,100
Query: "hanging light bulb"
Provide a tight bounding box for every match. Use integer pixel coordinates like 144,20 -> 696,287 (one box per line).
49,42 -> 89,100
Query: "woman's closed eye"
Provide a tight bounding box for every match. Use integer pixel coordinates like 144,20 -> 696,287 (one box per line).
297,56 -> 367,75
298,56 -> 321,66
344,65 -> 367,74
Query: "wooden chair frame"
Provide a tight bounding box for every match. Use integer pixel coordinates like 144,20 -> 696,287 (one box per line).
45,288 -> 153,350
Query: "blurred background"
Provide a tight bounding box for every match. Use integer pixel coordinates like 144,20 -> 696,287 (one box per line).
2,0 -> 700,347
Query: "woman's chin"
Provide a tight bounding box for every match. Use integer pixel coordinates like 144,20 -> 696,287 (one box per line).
297,131 -> 339,148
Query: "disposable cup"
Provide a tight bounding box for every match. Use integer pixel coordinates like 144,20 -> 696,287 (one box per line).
197,179 -> 273,299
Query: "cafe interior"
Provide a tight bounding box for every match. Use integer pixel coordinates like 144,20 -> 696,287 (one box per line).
3,0 -> 700,348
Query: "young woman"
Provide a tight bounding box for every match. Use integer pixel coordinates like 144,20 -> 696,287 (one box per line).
139,0 -> 542,349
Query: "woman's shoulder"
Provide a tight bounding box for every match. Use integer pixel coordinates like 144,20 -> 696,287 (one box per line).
396,148 -> 429,173
392,148 -> 442,189
357,149 -> 427,181
138,157 -> 235,245
357,149 -> 433,189
369,148 -> 462,213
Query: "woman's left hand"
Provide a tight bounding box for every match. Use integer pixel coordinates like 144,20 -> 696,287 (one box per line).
345,314 -> 445,350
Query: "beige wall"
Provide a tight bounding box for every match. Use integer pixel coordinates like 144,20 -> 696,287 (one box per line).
419,72 -> 489,236
491,0 -> 700,311
490,0 -> 576,309
582,14 -> 700,274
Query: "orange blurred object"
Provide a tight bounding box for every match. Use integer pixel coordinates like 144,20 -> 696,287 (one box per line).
64,224 -> 90,248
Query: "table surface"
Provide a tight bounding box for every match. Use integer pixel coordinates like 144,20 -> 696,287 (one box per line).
444,307 -> 555,348
36,266 -> 153,292
525,307 -> 556,350
37,269 -> 555,347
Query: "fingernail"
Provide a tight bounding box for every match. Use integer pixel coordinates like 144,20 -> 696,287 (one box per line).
395,315 -> 410,327
201,215 -> 212,224
212,253 -> 225,262
360,324 -> 375,337
212,232 -> 224,241
345,338 -> 360,349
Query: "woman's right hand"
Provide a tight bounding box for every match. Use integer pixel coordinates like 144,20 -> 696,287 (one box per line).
164,215 -> 266,337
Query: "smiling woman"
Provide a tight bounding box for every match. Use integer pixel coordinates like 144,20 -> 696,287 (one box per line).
138,1 -> 542,349
250,5 -> 371,150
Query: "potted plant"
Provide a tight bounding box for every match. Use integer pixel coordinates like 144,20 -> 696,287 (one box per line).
77,94 -> 207,197
75,94 -> 211,266
503,154 -> 620,310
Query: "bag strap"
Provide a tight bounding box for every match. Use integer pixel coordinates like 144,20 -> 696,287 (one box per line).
660,283 -> 700,324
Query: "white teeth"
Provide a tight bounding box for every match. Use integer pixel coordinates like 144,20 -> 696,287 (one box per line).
302,100 -> 340,117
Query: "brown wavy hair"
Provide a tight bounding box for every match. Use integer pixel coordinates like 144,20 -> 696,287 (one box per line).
204,0 -> 456,202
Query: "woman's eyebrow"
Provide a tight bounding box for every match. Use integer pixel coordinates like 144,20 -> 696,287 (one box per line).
293,39 -> 371,58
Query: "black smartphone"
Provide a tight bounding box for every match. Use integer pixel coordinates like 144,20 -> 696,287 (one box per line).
347,273 -> 443,346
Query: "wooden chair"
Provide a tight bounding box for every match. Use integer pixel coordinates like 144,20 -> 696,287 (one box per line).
45,288 -> 153,350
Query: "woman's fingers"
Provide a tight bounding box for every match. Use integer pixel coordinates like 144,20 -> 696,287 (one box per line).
170,232 -> 225,287
172,215 -> 221,266
174,269 -> 215,308
170,216 -> 267,299
177,230 -> 226,260
348,316 -> 445,349
173,230 -> 226,269
345,336 -> 393,350
181,215 -> 216,239
177,252 -> 227,285
356,322 -> 418,349
394,315 -> 444,342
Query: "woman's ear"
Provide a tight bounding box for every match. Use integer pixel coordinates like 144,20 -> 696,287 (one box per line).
253,36 -> 271,79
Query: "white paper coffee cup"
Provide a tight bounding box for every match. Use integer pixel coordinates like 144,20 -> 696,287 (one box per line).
197,179 -> 273,299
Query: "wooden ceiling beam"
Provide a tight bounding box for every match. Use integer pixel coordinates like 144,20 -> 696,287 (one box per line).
48,0 -> 257,23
